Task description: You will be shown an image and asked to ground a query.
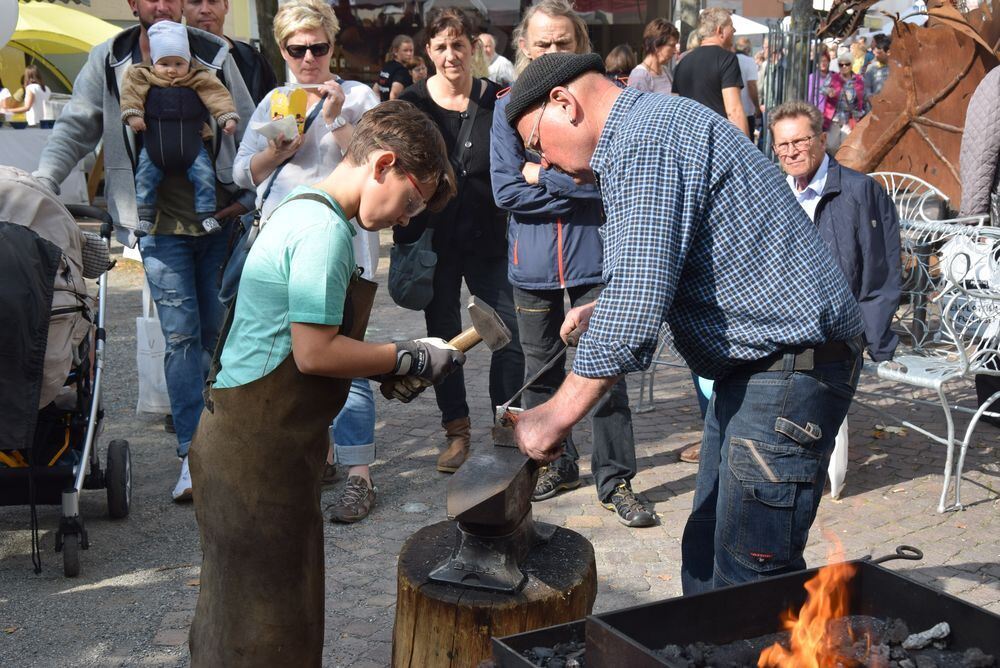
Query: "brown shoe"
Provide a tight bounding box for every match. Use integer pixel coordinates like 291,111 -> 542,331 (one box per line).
320,463 -> 338,488
437,416 -> 471,473
679,443 -> 701,464
326,475 -> 376,523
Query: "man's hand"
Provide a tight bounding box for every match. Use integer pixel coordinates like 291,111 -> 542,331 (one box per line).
269,132 -> 304,162
521,162 -> 541,185
213,201 -> 250,224
560,301 -> 596,344
393,337 -> 466,384
319,79 -> 346,126
222,118 -> 237,135
127,116 -> 146,133
514,403 -> 570,462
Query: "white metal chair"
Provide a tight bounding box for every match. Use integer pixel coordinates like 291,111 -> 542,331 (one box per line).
868,171 -> 949,222
856,217 -> 997,512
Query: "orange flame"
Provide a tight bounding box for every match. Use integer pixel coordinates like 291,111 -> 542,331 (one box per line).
758,537 -> 864,668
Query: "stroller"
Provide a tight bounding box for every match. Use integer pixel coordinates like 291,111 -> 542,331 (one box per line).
0,167 -> 132,577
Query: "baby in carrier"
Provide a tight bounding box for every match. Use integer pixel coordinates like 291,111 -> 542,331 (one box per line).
119,21 -> 240,237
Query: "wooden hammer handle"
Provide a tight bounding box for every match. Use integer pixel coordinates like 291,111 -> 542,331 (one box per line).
449,326 -> 482,352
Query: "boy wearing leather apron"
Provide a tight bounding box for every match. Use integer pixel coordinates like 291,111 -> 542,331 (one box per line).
188,100 -> 459,666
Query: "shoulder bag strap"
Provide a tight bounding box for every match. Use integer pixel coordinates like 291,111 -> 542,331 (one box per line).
258,93 -> 327,209
452,78 -> 484,170
204,191 -> 339,409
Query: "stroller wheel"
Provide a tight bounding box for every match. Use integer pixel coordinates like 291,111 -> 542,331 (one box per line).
63,534 -> 80,578
106,440 -> 132,519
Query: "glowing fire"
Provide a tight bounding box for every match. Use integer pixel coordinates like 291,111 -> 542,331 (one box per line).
758,539 -> 864,668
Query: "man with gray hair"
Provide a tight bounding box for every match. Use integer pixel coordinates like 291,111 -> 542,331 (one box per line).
673,7 -> 749,136
480,32 -> 516,87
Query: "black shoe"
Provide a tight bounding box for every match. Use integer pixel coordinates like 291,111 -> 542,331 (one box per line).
532,464 -> 581,501
602,482 -> 656,528
326,475 -> 376,524
164,414 -> 175,434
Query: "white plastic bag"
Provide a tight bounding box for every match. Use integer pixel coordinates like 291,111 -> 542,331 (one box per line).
136,281 -> 171,414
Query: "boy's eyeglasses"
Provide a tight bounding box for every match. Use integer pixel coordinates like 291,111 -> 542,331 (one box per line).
285,42 -> 331,59
402,171 -> 429,218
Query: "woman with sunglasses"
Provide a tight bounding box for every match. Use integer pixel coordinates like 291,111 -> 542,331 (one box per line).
234,0 -> 386,523
822,53 -> 865,153
395,8 -> 524,473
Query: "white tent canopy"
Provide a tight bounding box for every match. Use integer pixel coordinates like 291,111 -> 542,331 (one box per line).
732,13 -> 769,36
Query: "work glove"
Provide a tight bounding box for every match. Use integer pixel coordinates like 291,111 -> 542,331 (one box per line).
392,337 -> 466,384
379,338 -> 465,403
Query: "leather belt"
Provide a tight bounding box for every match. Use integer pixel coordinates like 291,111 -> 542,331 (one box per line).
741,336 -> 863,374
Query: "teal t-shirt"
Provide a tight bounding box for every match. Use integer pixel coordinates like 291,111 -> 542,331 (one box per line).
215,186 -> 356,389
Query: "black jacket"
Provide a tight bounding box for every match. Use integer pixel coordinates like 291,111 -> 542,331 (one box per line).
395,78 -> 507,258
814,158 -> 902,361
230,39 -> 278,106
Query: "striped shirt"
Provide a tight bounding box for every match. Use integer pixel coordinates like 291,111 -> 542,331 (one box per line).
573,88 -> 863,380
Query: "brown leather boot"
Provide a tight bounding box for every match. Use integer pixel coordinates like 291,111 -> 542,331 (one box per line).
437,417 -> 471,473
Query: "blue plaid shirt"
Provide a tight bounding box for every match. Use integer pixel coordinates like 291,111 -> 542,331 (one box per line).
573,88 -> 864,380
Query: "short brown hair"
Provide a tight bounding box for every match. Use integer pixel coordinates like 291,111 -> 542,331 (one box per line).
642,18 -> 679,57
424,7 -> 477,47
604,44 -> 636,76
767,100 -> 824,137
346,100 -> 456,213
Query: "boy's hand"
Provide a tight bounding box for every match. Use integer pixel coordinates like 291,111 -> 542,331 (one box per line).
127,116 -> 146,133
393,338 -> 465,385
222,119 -> 237,135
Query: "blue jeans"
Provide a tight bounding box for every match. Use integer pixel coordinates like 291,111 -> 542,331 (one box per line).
424,252 -> 524,423
134,145 -> 217,221
513,285 -> 637,502
680,354 -> 861,594
140,233 -> 229,457
329,378 -> 376,467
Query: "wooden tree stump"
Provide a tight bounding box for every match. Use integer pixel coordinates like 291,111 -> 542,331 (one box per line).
392,520 -> 597,668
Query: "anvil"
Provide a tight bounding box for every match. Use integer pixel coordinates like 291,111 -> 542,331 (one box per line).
428,409 -> 557,593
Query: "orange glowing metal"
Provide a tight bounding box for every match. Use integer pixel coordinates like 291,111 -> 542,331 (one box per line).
758,537 -> 868,668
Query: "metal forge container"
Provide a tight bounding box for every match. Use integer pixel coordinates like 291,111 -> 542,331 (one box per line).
586,560 -> 1000,667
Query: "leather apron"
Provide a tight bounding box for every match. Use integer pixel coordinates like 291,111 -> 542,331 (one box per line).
188,272 -> 377,667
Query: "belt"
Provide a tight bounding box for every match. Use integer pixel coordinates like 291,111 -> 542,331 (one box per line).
741,336 -> 863,374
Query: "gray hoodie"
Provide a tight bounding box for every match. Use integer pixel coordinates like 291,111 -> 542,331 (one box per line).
33,25 -> 256,244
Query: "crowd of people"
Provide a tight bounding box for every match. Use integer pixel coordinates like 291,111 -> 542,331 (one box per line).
29,0 -> 918,662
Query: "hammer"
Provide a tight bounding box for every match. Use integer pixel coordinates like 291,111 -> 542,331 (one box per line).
380,296 -> 512,400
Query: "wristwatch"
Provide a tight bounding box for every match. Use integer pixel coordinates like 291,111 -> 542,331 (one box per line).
326,116 -> 347,132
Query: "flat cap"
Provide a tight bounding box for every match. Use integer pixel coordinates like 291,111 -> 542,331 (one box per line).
505,52 -> 605,127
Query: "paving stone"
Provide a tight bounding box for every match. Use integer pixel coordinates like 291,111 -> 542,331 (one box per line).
151,629 -> 188,647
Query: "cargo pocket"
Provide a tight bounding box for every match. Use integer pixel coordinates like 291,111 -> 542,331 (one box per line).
722,436 -> 821,574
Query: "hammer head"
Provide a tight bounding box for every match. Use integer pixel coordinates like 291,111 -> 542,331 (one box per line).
467,296 -> 511,351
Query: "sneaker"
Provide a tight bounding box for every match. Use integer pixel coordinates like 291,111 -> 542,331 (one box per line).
532,464 -> 581,501
134,219 -> 154,238
326,475 -> 376,524
602,482 -> 656,528
172,457 -> 193,502
201,216 -> 222,234
164,414 -> 175,434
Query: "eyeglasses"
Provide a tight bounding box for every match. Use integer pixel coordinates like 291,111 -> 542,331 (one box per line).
523,101 -> 548,163
774,134 -> 816,156
402,170 -> 429,218
285,42 -> 331,59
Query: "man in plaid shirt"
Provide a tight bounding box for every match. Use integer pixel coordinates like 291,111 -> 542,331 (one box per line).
505,53 -> 866,593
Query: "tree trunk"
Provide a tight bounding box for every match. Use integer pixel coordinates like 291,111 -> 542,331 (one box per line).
392,521 -> 597,668
256,0 -> 284,84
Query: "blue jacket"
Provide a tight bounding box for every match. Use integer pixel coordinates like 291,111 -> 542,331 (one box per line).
815,158 -> 902,361
490,92 -> 605,290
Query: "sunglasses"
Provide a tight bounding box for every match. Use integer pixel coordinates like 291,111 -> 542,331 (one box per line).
285,42 -> 331,59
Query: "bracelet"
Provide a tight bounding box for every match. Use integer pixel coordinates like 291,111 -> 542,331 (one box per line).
326,116 -> 347,132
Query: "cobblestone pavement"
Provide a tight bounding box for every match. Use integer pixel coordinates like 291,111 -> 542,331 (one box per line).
1,236 -> 997,667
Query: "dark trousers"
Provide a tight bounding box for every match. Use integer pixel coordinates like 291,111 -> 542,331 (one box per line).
680,355 -> 861,594
513,284 -> 637,501
424,252 -> 524,424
